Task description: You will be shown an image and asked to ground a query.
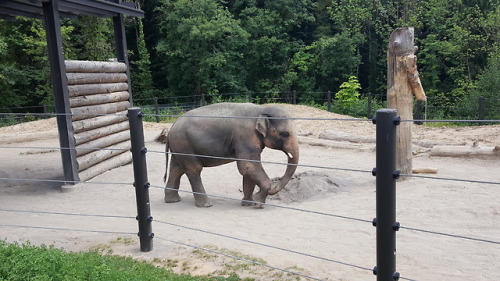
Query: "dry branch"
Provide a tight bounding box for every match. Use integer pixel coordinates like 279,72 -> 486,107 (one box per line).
68,83 -> 129,97
78,151 -> 132,182
76,130 -> 130,157
66,73 -> 128,85
74,120 -> 129,146
65,60 -> 127,73
71,101 -> 130,121
70,91 -> 130,107
76,140 -> 131,171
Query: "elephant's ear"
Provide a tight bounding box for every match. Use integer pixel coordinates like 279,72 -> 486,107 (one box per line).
256,114 -> 270,137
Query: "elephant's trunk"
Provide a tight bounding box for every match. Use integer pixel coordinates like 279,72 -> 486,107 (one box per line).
268,149 -> 299,195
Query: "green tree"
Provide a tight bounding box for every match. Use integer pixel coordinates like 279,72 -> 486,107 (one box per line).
156,0 -> 249,96
66,15 -> 114,61
129,17 -> 155,102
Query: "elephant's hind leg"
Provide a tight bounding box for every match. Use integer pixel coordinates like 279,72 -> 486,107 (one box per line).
164,158 -> 183,203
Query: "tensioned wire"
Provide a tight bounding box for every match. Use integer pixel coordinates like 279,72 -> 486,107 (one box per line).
0,209 -> 365,281
0,208 -> 417,280
1,177 -> 498,246
2,111 -> 499,123
2,145 -> 498,185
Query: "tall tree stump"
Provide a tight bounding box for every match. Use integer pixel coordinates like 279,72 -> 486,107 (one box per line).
387,27 -> 426,177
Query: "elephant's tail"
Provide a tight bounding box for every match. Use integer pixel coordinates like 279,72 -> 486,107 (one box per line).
163,137 -> 170,183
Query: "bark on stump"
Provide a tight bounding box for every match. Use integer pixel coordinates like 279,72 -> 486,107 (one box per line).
387,27 -> 426,178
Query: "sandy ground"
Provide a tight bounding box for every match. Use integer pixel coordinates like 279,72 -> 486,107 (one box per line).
0,105 -> 499,281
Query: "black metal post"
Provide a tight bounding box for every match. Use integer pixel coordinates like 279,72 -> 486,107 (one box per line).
367,92 -> 372,119
113,0 -> 133,105
292,90 -> 297,104
43,0 -> 79,184
478,96 -> 485,120
414,100 -> 423,125
373,109 -> 399,281
327,91 -> 332,112
128,107 -> 153,252
200,92 -> 206,106
154,97 -> 160,123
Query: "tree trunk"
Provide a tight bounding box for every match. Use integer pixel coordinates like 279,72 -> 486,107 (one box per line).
65,60 -> 127,73
68,83 -> 129,97
70,91 -> 130,107
76,140 -> 131,171
78,151 -> 132,181
66,73 -> 128,85
71,101 -> 130,121
387,27 -> 422,178
74,120 -> 129,146
75,130 -> 131,157
72,111 -> 128,133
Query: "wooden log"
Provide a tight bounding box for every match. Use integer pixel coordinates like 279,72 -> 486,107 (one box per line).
78,151 -> 132,182
430,145 -> 500,159
68,83 -> 128,97
70,91 -> 130,107
404,55 -> 426,101
72,111 -> 128,133
74,120 -> 129,146
76,130 -> 130,157
298,136 -> 369,151
66,73 -> 128,85
65,60 -> 127,73
76,140 -> 131,171
412,168 -> 438,174
319,130 -> 375,143
387,27 -> 417,178
71,101 -> 129,121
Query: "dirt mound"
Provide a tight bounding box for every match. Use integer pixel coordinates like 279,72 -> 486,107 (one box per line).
270,171 -> 355,204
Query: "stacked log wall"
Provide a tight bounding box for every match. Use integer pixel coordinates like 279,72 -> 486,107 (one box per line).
65,60 -> 132,181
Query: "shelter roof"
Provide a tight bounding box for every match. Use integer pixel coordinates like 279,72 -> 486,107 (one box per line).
0,0 -> 144,20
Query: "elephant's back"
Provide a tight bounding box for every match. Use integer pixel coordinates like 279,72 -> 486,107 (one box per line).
184,103 -> 260,118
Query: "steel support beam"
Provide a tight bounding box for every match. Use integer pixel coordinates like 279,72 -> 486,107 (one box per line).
43,0 -> 80,184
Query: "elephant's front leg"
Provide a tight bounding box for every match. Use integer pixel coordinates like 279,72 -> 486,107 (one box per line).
237,160 -> 272,207
241,175 -> 256,206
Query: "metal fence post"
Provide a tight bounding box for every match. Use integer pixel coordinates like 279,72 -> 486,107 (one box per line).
154,97 -> 160,123
373,108 -> 400,281
478,96 -> 485,120
128,107 -> 154,252
366,92 -> 372,119
327,91 -> 332,112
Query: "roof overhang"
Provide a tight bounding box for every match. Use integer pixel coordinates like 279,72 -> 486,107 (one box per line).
0,0 -> 144,20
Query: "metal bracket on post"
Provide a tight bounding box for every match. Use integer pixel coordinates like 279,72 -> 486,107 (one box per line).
128,107 -> 153,252
373,108 -> 400,280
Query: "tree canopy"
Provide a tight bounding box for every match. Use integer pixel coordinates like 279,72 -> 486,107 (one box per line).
0,0 -> 498,119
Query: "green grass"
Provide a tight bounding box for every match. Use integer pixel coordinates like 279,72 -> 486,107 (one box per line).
0,240 -> 241,281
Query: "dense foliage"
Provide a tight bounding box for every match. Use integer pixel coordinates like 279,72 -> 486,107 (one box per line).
0,0 -> 498,119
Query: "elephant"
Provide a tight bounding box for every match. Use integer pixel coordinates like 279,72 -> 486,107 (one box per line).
163,102 -> 299,207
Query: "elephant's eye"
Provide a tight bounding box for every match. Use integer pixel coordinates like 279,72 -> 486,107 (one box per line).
279,132 -> 290,138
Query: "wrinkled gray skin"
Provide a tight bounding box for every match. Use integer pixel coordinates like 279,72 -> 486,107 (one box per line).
163,103 -> 299,207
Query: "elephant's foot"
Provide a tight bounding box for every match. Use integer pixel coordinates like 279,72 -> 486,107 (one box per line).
241,192 -> 267,208
194,194 -> 212,208
241,197 -> 254,206
164,190 -> 182,203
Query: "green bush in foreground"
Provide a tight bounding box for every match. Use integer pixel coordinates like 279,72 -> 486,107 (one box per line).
0,240 -> 240,281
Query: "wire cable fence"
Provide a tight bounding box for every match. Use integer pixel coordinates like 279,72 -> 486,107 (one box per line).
3,92 -> 499,126
1,107 -> 499,280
